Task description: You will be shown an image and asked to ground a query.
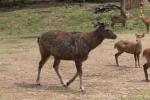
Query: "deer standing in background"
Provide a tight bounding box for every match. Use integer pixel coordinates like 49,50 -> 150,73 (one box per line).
36,22 -> 117,92
114,33 -> 145,67
110,4 -> 133,29
139,9 -> 150,33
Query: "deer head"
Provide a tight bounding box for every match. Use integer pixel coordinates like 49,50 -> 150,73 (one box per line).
94,22 -> 117,39
135,32 -> 145,41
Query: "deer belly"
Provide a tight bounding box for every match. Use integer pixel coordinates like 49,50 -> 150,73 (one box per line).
50,45 -> 75,60
124,48 -> 136,54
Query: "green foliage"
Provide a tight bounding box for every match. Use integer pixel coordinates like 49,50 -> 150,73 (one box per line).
86,0 -> 119,3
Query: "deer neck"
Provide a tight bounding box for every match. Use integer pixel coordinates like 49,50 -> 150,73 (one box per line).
136,39 -> 142,48
88,30 -> 104,50
136,39 -> 142,43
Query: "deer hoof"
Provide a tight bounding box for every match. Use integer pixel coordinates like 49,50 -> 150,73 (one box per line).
62,84 -> 68,88
80,87 -> 85,93
81,89 -> 86,94
36,81 -> 41,86
62,82 -> 68,88
66,81 -> 70,86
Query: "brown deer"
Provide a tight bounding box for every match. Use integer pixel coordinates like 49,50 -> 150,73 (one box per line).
143,48 -> 150,81
139,10 -> 150,33
110,3 -> 133,28
36,22 -> 117,92
114,33 -> 145,67
111,15 -> 126,28
111,11 -> 132,28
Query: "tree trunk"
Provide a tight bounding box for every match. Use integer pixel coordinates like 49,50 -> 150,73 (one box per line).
121,0 -> 126,12
0,0 -> 2,6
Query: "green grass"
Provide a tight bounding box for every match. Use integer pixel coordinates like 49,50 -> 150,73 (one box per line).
119,89 -> 150,100
0,2 -> 149,36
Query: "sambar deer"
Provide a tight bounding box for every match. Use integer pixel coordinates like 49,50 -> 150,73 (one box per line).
36,22 -> 117,92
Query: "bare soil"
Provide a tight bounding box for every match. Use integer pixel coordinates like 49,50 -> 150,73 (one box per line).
0,34 -> 150,100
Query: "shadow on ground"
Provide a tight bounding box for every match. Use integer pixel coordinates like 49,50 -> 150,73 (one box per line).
15,82 -> 82,94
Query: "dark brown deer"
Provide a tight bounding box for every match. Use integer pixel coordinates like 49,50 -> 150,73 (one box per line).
36,22 -> 117,92
111,15 -> 126,28
109,2 -> 133,28
139,10 -> 150,33
143,48 -> 150,81
114,33 -> 145,67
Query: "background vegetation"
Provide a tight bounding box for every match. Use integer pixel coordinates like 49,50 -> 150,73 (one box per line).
0,2 -> 149,36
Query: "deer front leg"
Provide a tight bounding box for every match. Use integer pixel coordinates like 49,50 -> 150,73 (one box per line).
75,60 -> 84,92
134,53 -> 137,67
137,53 -> 140,67
122,20 -> 126,28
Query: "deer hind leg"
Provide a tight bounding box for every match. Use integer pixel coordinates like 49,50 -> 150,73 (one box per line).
36,48 -> 51,85
66,72 -> 78,87
53,58 -> 66,87
122,20 -> 126,28
143,63 -> 150,82
115,51 -> 123,66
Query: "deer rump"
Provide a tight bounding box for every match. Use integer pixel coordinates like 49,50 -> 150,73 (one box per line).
38,31 -> 90,61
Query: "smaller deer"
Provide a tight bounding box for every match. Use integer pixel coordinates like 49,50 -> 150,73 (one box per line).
139,10 -> 150,33
111,11 -> 132,28
114,33 -> 145,67
143,48 -> 150,81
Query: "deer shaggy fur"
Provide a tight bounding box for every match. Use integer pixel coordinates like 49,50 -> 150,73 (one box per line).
36,22 -> 117,92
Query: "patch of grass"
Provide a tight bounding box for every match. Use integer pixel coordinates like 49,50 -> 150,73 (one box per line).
0,2 -> 149,36
119,89 -> 150,100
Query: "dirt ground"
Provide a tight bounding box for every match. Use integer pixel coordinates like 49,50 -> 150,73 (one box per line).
0,34 -> 150,100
